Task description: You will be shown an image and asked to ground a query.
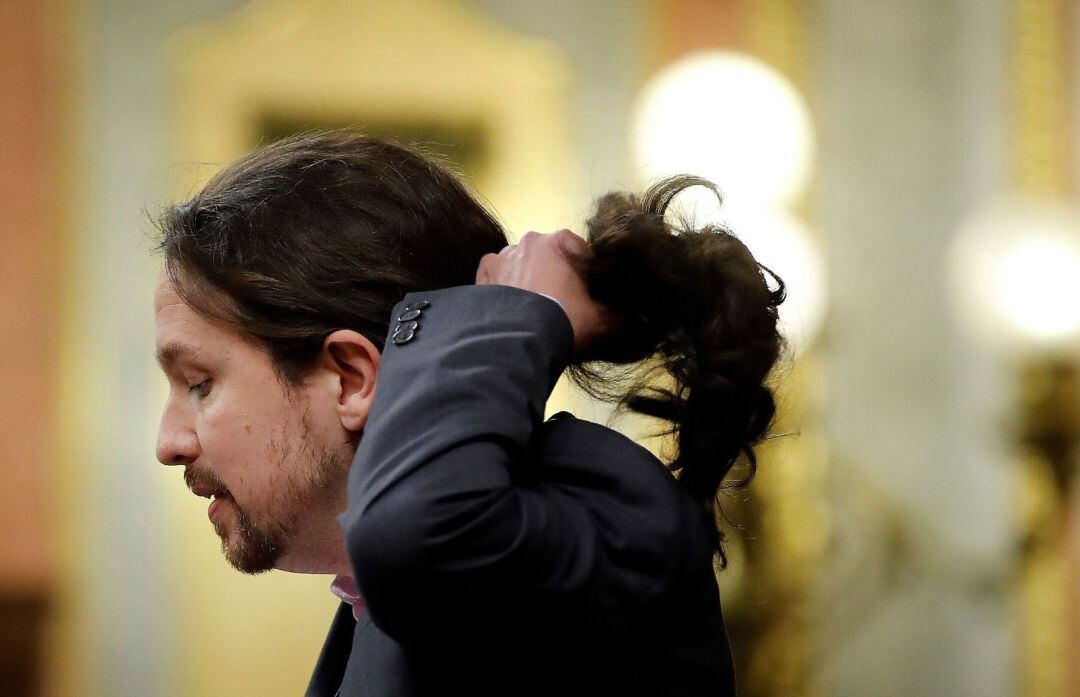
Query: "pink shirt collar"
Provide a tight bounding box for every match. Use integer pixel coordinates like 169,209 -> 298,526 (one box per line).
329,574 -> 366,620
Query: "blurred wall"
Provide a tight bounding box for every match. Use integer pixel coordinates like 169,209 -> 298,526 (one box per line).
816,1 -> 1014,695
466,0 -> 650,214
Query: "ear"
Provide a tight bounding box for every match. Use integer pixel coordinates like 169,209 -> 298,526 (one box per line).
320,329 -> 381,432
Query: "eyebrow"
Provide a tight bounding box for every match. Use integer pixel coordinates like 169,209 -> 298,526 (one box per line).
154,341 -> 203,370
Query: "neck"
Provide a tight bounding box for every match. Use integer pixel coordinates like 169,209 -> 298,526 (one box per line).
274,512 -> 354,576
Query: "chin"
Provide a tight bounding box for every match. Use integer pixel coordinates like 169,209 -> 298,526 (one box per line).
223,546 -> 278,575
217,525 -> 282,576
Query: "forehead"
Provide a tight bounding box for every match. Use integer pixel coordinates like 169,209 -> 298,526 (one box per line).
154,273 -> 202,329
153,272 -> 240,362
154,272 -> 180,312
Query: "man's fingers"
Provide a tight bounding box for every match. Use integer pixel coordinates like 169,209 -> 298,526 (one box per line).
476,252 -> 498,283
555,228 -> 587,258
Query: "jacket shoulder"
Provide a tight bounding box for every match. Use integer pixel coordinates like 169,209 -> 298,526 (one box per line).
535,412 -> 710,601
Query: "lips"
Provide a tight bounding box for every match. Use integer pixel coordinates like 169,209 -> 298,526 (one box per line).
208,493 -> 231,524
190,483 -> 227,499
185,469 -> 232,526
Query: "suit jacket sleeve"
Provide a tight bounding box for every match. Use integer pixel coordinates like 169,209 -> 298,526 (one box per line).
338,283 -> 676,647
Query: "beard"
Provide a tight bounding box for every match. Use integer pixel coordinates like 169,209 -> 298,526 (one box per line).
185,405 -> 354,575
215,493 -> 281,575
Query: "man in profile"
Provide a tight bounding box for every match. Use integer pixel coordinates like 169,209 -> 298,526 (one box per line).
153,131 -> 737,696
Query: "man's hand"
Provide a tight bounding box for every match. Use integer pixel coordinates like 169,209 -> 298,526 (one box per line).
475,229 -> 617,356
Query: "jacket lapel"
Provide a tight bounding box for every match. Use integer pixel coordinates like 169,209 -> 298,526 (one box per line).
305,602 -> 355,697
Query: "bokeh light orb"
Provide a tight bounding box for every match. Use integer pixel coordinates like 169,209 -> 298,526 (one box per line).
951,197 -> 1080,351
632,50 -> 815,208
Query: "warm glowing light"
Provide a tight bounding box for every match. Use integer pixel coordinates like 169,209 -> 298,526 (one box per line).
995,239 -> 1080,339
952,197 -> 1080,350
632,51 -> 815,207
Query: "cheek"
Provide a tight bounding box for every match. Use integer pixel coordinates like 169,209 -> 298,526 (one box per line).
197,396 -> 287,504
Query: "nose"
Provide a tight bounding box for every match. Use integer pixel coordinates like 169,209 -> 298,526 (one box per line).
156,397 -> 199,466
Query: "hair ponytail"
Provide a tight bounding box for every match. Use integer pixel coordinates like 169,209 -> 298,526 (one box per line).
561,175 -> 789,567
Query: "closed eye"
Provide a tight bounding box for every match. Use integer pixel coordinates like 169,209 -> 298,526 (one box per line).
189,378 -> 212,398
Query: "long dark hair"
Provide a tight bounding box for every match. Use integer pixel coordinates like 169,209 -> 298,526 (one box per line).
154,130 -> 788,566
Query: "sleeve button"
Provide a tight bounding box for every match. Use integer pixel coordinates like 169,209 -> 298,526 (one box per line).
397,308 -> 422,321
392,327 -> 416,344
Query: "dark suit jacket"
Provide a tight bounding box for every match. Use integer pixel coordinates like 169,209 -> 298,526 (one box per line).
306,284 -> 736,696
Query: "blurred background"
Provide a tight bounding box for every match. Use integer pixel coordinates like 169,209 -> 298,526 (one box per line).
3,0 -> 1079,695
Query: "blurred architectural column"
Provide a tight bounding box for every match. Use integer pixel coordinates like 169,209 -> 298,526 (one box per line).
816,1 -> 1013,697
1008,1 -> 1079,695
0,0 -> 62,694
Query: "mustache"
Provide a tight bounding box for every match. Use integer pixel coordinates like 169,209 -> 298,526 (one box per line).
183,465 -> 230,496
